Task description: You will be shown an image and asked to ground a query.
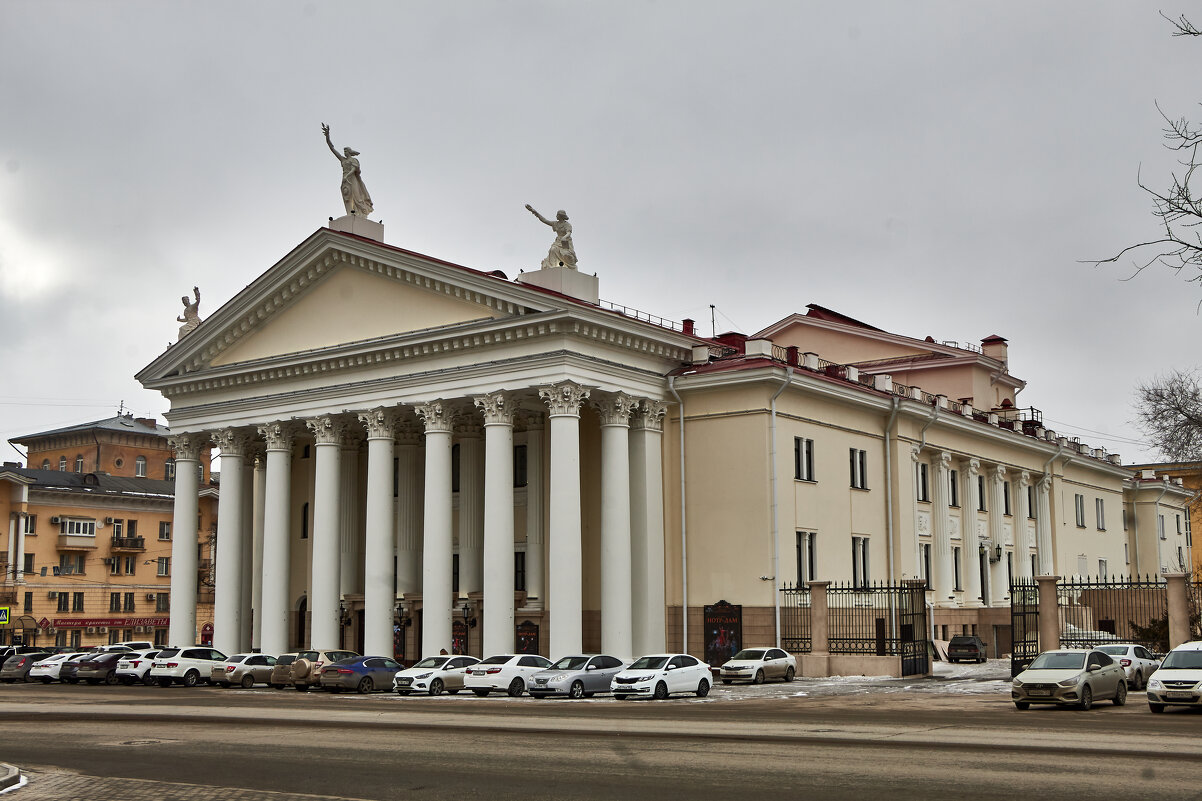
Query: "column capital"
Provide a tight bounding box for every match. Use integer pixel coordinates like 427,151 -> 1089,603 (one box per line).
1038,474 -> 1053,492
992,464 -> 1008,482
910,445 -> 923,463
539,380 -> 591,417
306,415 -> 353,446
212,428 -> 253,457
593,393 -> 637,427
474,391 -> 516,426
358,407 -> 402,440
414,400 -> 456,434
168,432 -> 208,461
257,421 -> 299,452
1017,470 -> 1032,488
965,457 -> 981,476
935,450 -> 952,471
631,399 -> 668,432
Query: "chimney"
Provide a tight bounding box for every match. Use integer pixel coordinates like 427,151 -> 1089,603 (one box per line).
981,335 -> 1008,367
682,318 -> 696,337
135,417 -> 158,429
714,332 -> 747,353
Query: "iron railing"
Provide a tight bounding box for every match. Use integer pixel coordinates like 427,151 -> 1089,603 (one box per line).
779,583 -> 812,653
1058,575 -> 1169,653
827,581 -> 927,656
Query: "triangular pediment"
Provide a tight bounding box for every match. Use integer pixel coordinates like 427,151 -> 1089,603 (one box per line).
211,264 -> 501,366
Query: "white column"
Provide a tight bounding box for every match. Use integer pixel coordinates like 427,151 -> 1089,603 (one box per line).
338,436 -> 361,598
1036,476 -> 1054,575
307,416 -> 348,650
239,451 -> 255,652
416,401 -> 456,656
476,392 -> 515,656
167,433 -> 205,647
1014,471 -> 1033,580
524,415 -> 545,606
250,453 -> 267,651
631,401 -> 667,656
6,514 -> 16,583
988,465 -> 1008,604
540,381 -> 590,658
595,393 -> 635,660
962,458 -> 983,607
395,425 -> 423,597
931,451 -> 953,604
358,408 -> 399,657
212,429 -> 250,656
12,514 -> 26,585
257,423 -> 296,656
457,424 -> 484,595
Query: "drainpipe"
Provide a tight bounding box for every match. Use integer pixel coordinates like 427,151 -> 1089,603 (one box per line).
769,367 -> 794,649
883,396 -> 900,582
667,376 -> 688,652
915,403 -> 939,455
1154,481 -> 1169,576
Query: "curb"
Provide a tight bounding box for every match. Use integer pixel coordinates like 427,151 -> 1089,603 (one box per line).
0,763 -> 21,792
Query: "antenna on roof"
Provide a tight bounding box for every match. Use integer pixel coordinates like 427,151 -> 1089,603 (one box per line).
118,400 -> 125,416
710,305 -> 716,338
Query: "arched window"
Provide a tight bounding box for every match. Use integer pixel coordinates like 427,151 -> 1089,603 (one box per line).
164,459 -> 176,481
41,459 -> 50,470
58,456 -> 66,471
74,455 -> 84,473
135,456 -> 147,477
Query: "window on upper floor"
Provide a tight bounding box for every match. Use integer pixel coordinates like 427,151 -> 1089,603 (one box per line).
514,551 -> 526,592
164,459 -> 176,481
22,515 -> 36,535
851,536 -> 870,589
157,557 -> 170,577
1074,494 -> 1086,528
953,546 -> 962,591
1003,482 -> 1012,516
300,502 -> 309,539
72,592 -> 84,612
74,455 -> 83,473
40,459 -> 49,470
948,469 -> 959,508
977,475 -> 987,512
916,463 -> 930,503
796,531 -> 817,584
1027,486 -> 1037,520
514,444 -> 528,488
794,438 -> 815,482
159,521 -> 171,541
135,456 -> 147,477
1096,498 -> 1106,531
57,593 -> 68,612
112,519 -> 124,538
109,592 -> 121,613
849,449 -> 868,490
1159,515 -> 1166,540
58,456 -> 66,471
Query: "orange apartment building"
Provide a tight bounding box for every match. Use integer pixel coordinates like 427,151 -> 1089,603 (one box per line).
1,415 -> 217,648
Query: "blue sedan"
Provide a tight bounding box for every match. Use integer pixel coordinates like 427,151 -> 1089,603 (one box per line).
317,656 -> 402,693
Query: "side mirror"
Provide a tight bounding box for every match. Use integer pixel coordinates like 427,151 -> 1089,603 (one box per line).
586,664 -> 597,671
665,664 -> 676,671
1088,664 -> 1101,672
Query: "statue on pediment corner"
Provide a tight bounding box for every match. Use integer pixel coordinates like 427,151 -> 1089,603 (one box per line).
177,286 -> 201,340
323,123 -> 374,217
526,204 -> 577,270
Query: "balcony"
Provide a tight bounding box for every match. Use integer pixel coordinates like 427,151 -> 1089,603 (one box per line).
57,534 -> 98,551
110,536 -> 146,552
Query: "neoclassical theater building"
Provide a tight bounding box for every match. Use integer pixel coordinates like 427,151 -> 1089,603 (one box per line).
137,214 -> 1193,662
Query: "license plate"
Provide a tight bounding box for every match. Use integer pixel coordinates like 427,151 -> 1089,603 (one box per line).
398,678 -> 412,686
1029,689 -> 1051,697
1167,691 -> 1194,700
472,670 -> 484,676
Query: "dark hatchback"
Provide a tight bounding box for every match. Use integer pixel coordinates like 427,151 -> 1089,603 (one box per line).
0,651 -> 54,682
948,635 -> 988,663
73,652 -> 127,685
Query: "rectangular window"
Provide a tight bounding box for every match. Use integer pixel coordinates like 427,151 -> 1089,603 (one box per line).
953,546 -> 962,591
1096,498 -> 1105,531
60,518 -> 96,537
1031,552 -> 1038,576
1177,514 -> 1182,535
56,593 -> 68,612
452,553 -> 459,594
1006,552 -> 1013,587
513,444 -> 528,488
849,448 -> 867,490
977,475 -> 987,511
851,536 -> 870,588
794,437 -> 815,482
110,592 -> 121,613
154,628 -> 167,646
1074,494 -> 1086,527
112,519 -> 124,537
300,502 -> 309,539
1159,515 -> 1167,540
127,519 -> 137,538
22,554 -> 33,575
23,591 -> 33,614
157,557 -> 170,577
451,444 -> 461,493
514,551 -> 526,593
1098,559 -> 1108,579
921,543 -> 932,583
1027,486 -> 1037,519
1123,507 -> 1129,531
949,470 -> 959,508
1187,509 -> 1193,547
1124,542 -> 1130,565
159,521 -> 171,541
155,592 -> 170,613
1178,546 -> 1185,570
72,592 -> 84,612
796,531 -> 817,583
916,463 -> 930,503
124,592 -> 135,612
22,514 -> 36,535
124,556 -> 136,576
1003,482 -> 1012,516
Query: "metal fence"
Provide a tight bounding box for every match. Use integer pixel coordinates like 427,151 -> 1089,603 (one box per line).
779,582 -> 812,654
827,581 -> 926,657
1058,575 -> 1168,652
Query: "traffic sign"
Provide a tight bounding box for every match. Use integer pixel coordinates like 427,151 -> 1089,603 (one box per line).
0,607 -> 9,625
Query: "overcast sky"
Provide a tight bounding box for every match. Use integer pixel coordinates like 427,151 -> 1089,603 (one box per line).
1,1 -> 1198,464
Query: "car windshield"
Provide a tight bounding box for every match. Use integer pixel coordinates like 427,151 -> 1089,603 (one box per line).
1096,646 -> 1129,656
156,648 -> 180,658
1161,650 -> 1202,669
276,655 -> 296,666
229,654 -> 249,662
731,650 -> 766,661
480,656 -> 512,665
1029,652 -> 1086,670
414,657 -> 449,669
551,656 -> 589,670
628,656 -> 669,670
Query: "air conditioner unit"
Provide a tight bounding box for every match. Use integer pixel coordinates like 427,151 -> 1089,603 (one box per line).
102,558 -> 113,566
85,627 -> 96,634
50,516 -> 61,524
146,593 -> 156,602
134,626 -> 145,633
105,517 -> 114,524
98,627 -> 108,634
47,591 -> 58,599
47,628 -> 56,635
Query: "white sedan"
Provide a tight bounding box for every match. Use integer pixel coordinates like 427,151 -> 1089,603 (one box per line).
1094,643 -> 1161,690
465,654 -> 552,697
720,647 -> 796,685
612,653 -> 712,700
394,655 -> 480,695
29,652 -> 87,684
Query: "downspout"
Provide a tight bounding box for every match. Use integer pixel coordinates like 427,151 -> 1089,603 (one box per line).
1154,481 -> 1169,576
915,403 -> 939,455
769,367 -> 794,649
883,396 -> 900,582
667,376 -> 687,652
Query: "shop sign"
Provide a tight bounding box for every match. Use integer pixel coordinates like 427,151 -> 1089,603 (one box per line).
703,600 -> 742,667
52,617 -> 170,629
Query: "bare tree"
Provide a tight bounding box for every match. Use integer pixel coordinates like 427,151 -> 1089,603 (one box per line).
1136,369 -> 1202,461
1094,13 -> 1202,283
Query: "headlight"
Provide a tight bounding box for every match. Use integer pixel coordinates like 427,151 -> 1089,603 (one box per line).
1058,675 -> 1081,688
634,676 -> 652,683
413,672 -> 431,680
1012,678 -> 1023,687
1148,679 -> 1162,690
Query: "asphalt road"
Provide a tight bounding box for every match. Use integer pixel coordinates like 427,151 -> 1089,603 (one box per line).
2,681 -> 1201,800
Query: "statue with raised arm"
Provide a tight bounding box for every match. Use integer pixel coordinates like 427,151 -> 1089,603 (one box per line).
323,123 -> 374,217
525,204 -> 578,270
177,286 -> 202,339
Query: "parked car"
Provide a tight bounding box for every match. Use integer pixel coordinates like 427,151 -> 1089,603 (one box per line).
528,654 -> 627,699
394,655 -> 480,696
75,652 -> 127,685
1146,640 -> 1202,712
719,648 -> 797,684
115,650 -> 161,686
107,641 -> 153,651
947,635 -> 988,664
58,652 -> 97,684
211,653 -> 278,688
612,654 -> 711,700
29,652 -> 88,683
268,653 -> 300,689
1094,643 -> 1160,690
1011,649 -> 1127,710
465,654 -> 553,697
0,645 -> 54,671
290,649 -> 359,691
0,651 -> 54,683
150,646 -> 227,687
317,656 -> 402,693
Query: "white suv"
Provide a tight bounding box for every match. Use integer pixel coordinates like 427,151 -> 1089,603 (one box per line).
116,649 -> 162,686
150,646 -> 227,687
1147,640 -> 1202,712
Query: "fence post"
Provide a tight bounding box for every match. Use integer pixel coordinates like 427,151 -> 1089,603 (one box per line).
806,581 -> 830,677
1164,572 -> 1190,650
1035,575 -> 1060,652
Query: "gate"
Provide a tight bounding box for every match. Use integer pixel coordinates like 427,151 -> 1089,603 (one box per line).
898,581 -> 929,677
1010,578 -> 1039,677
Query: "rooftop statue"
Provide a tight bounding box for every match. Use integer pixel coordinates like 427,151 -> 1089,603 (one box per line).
322,123 -> 374,217
177,286 -> 201,340
526,204 -> 577,270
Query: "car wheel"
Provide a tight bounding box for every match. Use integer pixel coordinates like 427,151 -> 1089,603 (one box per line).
569,680 -> 585,699
653,681 -> 668,700
1014,701 -> 1030,710
784,666 -> 795,682
429,679 -> 444,696
507,678 -> 524,698
182,670 -> 200,688
105,671 -> 119,686
240,674 -> 255,689
472,689 -> 489,697
1134,671 -> 1145,690
1112,681 -> 1128,706
1078,685 -> 1093,711
142,674 -> 157,687
753,670 -> 765,685
356,677 -> 374,694
1149,702 -> 1165,713
696,679 -> 710,698
614,694 -> 629,700
65,678 -> 78,685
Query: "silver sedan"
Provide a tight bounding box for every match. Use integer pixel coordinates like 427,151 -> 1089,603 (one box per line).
528,654 -> 627,698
